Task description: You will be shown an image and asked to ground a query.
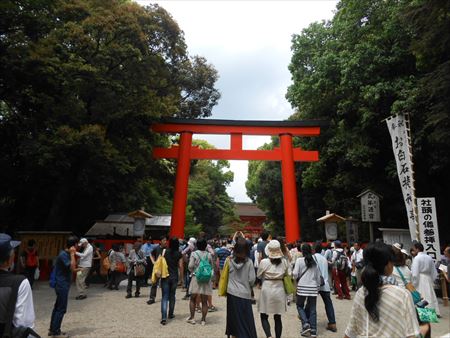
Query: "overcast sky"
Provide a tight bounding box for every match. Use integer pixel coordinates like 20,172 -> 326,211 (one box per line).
138,0 -> 338,202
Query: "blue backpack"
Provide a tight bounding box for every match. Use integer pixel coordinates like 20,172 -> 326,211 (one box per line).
195,252 -> 212,283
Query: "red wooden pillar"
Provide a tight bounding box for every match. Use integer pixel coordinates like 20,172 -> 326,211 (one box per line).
280,133 -> 301,243
170,132 -> 193,239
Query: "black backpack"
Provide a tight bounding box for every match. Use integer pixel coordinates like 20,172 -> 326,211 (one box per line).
335,252 -> 349,271
0,271 -> 40,338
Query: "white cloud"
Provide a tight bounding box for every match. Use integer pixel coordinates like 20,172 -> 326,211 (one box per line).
138,0 -> 337,201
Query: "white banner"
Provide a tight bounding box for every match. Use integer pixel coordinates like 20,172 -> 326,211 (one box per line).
386,114 -> 418,240
417,197 -> 441,262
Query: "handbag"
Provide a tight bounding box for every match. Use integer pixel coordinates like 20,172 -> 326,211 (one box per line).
395,267 -> 421,304
283,275 -> 296,294
218,258 -> 230,297
134,263 -> 145,277
416,307 -> 439,323
115,261 -> 126,273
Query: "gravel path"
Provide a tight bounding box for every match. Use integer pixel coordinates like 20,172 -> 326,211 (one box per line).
32,281 -> 449,337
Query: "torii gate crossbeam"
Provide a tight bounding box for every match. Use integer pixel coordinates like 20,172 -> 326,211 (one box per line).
151,118 -> 322,243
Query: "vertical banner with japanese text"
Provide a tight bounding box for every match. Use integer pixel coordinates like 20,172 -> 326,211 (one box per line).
417,197 -> 441,262
386,114 -> 418,240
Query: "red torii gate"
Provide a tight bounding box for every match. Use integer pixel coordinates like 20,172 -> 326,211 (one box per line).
151,118 -> 321,243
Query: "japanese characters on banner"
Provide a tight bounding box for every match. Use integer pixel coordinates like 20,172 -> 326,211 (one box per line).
360,191 -> 381,222
417,197 -> 441,261
386,114 -> 418,240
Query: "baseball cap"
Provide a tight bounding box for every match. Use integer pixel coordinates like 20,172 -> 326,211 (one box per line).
0,233 -> 21,256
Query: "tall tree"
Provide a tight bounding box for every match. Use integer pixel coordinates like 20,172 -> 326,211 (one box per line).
248,0 -> 450,241
0,0 -> 220,233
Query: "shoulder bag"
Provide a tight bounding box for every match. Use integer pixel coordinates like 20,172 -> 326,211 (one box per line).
395,266 -> 421,304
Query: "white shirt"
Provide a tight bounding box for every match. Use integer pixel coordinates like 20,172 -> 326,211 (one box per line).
14,279 -> 35,329
314,253 -> 330,292
351,249 -> 363,264
76,244 -> 93,268
411,251 -> 437,287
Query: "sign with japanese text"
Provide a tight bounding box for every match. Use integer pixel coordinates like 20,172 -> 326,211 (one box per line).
386,114 -> 418,240
417,197 -> 441,262
360,191 -> 381,222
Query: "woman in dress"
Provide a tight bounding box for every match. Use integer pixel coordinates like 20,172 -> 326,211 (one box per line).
225,237 -> 257,338
257,240 -> 291,338
293,243 -> 322,338
186,238 -> 214,325
344,242 -> 420,338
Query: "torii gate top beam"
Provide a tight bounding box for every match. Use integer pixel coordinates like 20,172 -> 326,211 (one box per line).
151,118 -> 324,162
151,118 -> 324,136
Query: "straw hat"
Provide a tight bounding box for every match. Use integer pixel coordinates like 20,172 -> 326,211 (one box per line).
392,243 -> 402,250
265,240 -> 283,259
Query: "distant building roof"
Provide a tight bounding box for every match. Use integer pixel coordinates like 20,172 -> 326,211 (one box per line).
146,215 -> 171,227
235,203 -> 266,217
86,213 -> 170,237
128,210 -> 153,218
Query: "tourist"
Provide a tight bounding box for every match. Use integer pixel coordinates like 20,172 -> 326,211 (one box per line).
257,231 -> 270,264
391,244 -> 412,287
160,237 -> 182,325
141,235 -> 157,287
86,242 -> 102,286
344,242 -> 420,337
226,237 -> 257,338
331,240 -> 351,300
148,235 -> 168,304
313,242 -> 337,333
181,237 -> 196,300
126,242 -> 146,299
411,242 -> 441,316
49,236 -> 79,337
216,240 -> 231,289
351,241 -> 364,289
293,243 -> 322,338
0,234 -> 36,337
257,239 -> 290,338
75,238 -> 93,300
107,244 -> 126,290
19,239 -> 40,288
186,238 -> 214,325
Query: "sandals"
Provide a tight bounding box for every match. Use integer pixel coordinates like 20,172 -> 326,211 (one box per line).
186,317 -> 196,325
208,306 -> 217,312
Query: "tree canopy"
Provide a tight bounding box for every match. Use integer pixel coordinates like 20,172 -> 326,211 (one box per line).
247,0 -> 450,242
0,0 -> 222,234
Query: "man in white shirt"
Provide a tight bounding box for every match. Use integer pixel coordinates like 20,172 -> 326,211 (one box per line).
75,238 -> 93,300
0,234 -> 35,336
351,242 -> 364,289
411,242 -> 440,316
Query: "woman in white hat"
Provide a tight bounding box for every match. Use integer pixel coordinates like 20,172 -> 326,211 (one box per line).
257,239 -> 291,338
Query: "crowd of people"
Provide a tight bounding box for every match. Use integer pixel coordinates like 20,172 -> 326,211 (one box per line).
0,230 -> 449,338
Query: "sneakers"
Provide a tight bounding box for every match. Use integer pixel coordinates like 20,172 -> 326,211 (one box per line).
75,295 -> 86,300
160,320 -> 167,325
168,314 -> 175,319
147,299 -> 155,304
201,320 -> 206,326
48,331 -> 68,337
310,332 -> 317,338
125,294 -> 132,299
134,293 -> 140,298
301,324 -> 311,337
208,306 -> 217,312
186,317 -> 196,325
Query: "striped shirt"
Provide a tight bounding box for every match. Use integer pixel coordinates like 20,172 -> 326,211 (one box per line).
293,257 -> 321,296
345,285 -> 420,338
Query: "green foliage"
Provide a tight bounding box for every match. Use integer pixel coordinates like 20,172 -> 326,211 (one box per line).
248,0 -> 450,240
0,0 -> 220,233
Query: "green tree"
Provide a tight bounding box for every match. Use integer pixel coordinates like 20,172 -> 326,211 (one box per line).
249,0 -> 450,241
0,0 -> 220,233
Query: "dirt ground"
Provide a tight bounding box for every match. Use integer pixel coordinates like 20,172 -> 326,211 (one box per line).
32,281 -> 449,338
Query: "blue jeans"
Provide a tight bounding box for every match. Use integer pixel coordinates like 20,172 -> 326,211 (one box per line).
50,285 -> 69,334
296,295 -> 317,334
161,278 -> 178,320
319,291 -> 336,324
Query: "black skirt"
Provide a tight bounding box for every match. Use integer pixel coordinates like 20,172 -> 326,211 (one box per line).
226,293 -> 257,338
